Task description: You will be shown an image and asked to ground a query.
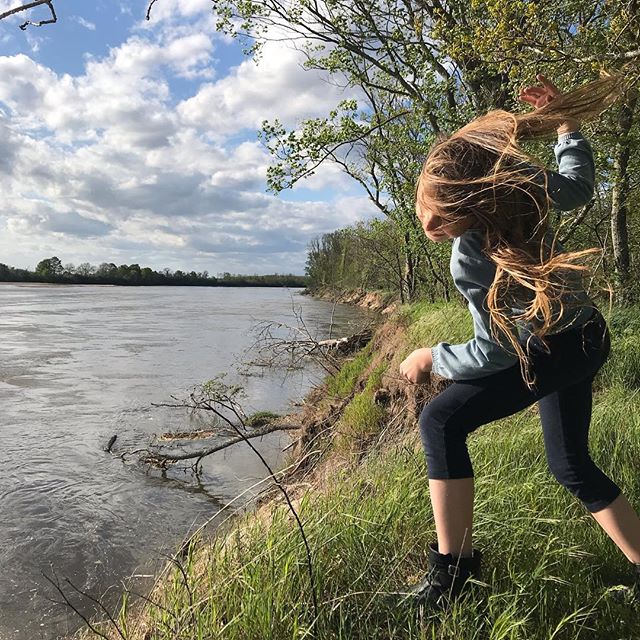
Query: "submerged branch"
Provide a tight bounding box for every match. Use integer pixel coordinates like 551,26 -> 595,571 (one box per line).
126,420 -> 299,467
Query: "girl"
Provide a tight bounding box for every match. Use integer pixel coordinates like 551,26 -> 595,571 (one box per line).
399,74 -> 640,608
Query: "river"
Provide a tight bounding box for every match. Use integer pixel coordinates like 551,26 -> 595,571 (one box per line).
0,284 -> 369,639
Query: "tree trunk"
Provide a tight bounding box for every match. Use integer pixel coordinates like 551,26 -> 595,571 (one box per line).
402,231 -> 415,303
610,88 -> 638,304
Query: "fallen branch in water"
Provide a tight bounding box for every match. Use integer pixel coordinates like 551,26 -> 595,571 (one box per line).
121,419 -> 299,468
119,374 -> 320,624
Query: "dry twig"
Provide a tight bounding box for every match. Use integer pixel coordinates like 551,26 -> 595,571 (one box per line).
0,0 -> 57,30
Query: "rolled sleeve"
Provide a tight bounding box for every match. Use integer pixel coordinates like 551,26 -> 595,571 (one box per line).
430,252 -> 520,381
545,132 -> 595,211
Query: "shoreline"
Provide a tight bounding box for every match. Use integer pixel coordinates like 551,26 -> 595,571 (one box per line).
303,286 -> 399,314
72,299 -> 640,639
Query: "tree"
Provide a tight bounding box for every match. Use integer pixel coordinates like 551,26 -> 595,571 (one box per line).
75,262 -> 96,277
35,256 -> 63,279
6,0 -> 640,301
214,0 -> 640,302
97,262 -> 118,277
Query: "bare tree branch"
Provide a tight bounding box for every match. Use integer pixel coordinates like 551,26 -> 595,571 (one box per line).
41,570 -> 116,640
146,0 -> 159,21
124,417 -> 299,466
245,313 -> 374,377
0,0 -> 57,30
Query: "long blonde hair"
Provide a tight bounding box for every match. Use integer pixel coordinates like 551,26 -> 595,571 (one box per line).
417,74 -> 621,389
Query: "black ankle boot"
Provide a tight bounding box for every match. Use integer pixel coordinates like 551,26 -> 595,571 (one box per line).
630,563 -> 640,601
609,562 -> 640,604
403,543 -> 482,610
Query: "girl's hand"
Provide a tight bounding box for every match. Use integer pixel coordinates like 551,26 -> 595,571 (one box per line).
518,73 -> 561,109
399,348 -> 433,384
518,73 -> 580,135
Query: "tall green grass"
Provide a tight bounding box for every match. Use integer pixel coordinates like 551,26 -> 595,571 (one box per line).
326,341 -> 375,398
336,363 -> 387,448
84,302 -> 640,640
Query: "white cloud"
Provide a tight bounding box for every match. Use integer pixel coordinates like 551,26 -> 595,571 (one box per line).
71,16 -> 96,30
0,11 -> 369,273
178,38 -> 352,136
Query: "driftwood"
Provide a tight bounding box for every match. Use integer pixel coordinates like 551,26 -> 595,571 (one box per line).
116,377 -> 300,472
316,331 -> 372,354
245,299 -> 375,376
127,420 -> 299,468
103,434 -> 117,453
131,376 -> 319,618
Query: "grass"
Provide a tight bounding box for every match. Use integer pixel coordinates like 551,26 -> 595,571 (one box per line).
81,301 -> 640,640
245,411 -> 281,427
336,363 -> 388,447
326,340 -> 375,398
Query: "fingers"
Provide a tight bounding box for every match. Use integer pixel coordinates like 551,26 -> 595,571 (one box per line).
536,74 -> 561,96
520,87 -> 545,98
519,74 -> 562,108
398,365 -> 430,384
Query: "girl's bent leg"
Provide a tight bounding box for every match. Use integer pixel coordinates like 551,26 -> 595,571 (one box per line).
538,377 -> 621,511
419,367 -> 541,558
591,494 -> 640,564
537,376 -> 640,563
429,477 -> 474,556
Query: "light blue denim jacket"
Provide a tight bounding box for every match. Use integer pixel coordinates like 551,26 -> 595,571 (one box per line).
430,132 -> 597,381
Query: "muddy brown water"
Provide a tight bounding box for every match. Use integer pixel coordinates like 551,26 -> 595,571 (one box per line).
0,284 -> 369,639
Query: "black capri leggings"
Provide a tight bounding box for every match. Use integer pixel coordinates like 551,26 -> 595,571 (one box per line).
418,308 -> 621,513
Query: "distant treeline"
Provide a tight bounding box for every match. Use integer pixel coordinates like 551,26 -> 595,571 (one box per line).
0,257 -> 308,288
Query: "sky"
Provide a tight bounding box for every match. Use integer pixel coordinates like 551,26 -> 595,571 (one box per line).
0,0 -> 377,274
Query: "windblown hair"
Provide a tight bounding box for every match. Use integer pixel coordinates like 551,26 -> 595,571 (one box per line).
417,74 -> 622,389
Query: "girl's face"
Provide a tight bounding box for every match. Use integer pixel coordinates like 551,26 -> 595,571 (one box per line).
416,173 -> 475,241
416,204 -> 473,242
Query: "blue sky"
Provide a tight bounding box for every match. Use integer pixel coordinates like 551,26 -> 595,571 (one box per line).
0,0 -> 375,274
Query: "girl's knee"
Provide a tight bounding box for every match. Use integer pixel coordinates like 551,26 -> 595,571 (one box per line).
418,402 -> 446,442
547,458 -> 620,509
546,455 -> 588,488
418,401 -> 466,452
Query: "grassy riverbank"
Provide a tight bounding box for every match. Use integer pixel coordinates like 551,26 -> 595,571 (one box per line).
79,301 -> 640,640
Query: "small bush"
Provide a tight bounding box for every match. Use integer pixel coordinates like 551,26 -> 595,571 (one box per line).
337,363 -> 388,443
340,391 -> 385,438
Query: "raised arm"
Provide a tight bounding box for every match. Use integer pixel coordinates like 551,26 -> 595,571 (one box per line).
520,74 -> 595,211
545,132 -> 595,211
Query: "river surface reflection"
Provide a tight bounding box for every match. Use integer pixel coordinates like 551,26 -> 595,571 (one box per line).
0,284 -> 369,639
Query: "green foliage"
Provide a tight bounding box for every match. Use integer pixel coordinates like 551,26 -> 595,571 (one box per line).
305,218 -> 416,295
338,363 -> 388,440
599,334 -> 640,390
403,301 -> 473,350
35,256 -> 63,279
212,0 -> 640,303
596,305 -> 640,390
339,390 -> 385,440
104,384 -> 640,639
89,303 -> 640,640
